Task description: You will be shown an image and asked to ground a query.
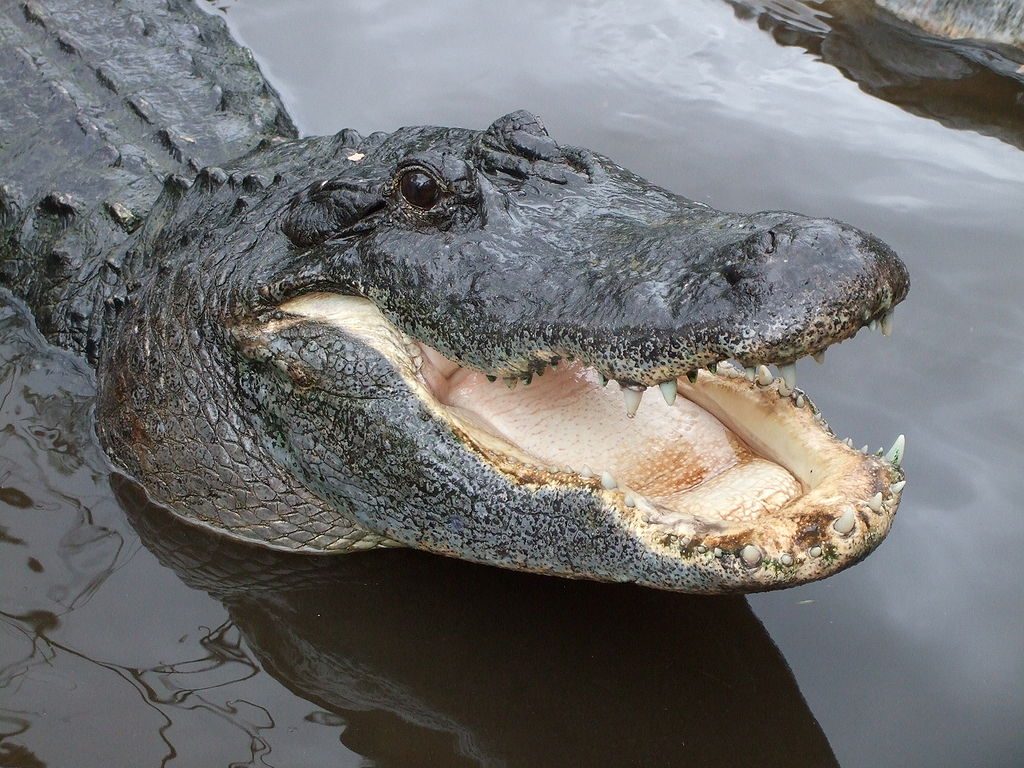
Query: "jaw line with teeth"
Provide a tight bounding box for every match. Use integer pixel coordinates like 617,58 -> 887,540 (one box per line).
276,291 -> 906,591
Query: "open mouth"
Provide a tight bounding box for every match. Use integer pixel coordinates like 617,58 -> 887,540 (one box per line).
275,291 -> 905,589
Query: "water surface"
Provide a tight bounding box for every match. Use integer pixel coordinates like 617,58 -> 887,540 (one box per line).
2,1 -> 1023,765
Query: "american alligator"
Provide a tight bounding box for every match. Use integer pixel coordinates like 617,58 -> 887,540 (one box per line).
0,0 -> 908,593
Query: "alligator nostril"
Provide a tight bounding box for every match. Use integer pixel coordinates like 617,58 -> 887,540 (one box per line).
722,264 -> 744,287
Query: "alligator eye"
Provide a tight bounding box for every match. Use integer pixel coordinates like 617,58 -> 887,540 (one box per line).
399,169 -> 441,210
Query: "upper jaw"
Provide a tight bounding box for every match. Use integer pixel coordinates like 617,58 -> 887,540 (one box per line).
349,219 -> 909,389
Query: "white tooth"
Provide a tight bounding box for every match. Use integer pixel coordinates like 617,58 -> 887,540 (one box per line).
880,310 -> 894,336
622,386 -> 644,417
659,380 -> 678,406
885,434 -> 905,466
600,471 -> 617,490
844,437 -> 854,448
834,506 -> 857,535
778,363 -> 796,391
867,492 -> 883,512
745,366 -> 756,381
869,319 -> 879,332
777,380 -> 791,397
809,545 -> 822,557
623,492 -> 636,508
713,547 -> 723,558
779,553 -> 794,566
890,480 -> 907,493
795,394 -> 805,408
861,445 -> 870,454
755,365 -> 773,386
580,465 -> 595,478
812,350 -> 825,364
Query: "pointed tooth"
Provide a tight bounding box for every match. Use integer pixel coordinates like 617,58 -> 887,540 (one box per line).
622,386 -> 644,417
867,492 -> 883,512
600,471 -> 617,490
795,394 -> 805,408
833,506 -> 857,535
580,465 -> 595,479
880,309 -> 894,336
599,374 -> 609,387
485,374 -> 497,383
890,480 -> 906,493
812,350 -> 825,364
745,366 -> 756,381
623,492 -> 636,508
504,376 -> 518,389
686,370 -> 698,384
885,434 -> 905,466
778,362 -> 796,391
844,437 -> 854,448
869,319 -> 879,332
861,445 -> 870,454
755,365 -> 773,386
707,362 -> 717,374
659,380 -> 678,406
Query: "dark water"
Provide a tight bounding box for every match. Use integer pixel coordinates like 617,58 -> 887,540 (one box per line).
2,1 -> 1023,765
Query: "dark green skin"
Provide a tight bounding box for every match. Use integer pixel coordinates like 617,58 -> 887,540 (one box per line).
1,0 -> 908,587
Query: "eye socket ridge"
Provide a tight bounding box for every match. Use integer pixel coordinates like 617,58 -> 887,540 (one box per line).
396,164 -> 445,211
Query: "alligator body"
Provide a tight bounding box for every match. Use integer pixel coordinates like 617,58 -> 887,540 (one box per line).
0,0 -> 909,593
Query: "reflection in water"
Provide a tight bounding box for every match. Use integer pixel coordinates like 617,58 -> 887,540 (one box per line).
728,0 -> 1024,151
119,474 -> 838,767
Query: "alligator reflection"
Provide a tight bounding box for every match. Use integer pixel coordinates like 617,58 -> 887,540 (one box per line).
119,477 -> 838,767
729,1 -> 1024,151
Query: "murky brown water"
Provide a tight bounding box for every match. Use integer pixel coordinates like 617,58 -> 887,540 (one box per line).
2,1 -> 1023,766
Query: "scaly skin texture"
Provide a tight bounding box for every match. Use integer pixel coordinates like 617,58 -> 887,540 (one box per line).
2,0 -> 909,592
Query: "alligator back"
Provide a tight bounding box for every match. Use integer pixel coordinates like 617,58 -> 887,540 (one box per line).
0,0 -> 295,357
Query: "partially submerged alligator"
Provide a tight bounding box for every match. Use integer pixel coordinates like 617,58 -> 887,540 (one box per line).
0,0 -> 908,592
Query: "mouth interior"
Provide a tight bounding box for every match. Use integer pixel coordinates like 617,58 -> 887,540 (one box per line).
433,352 -> 803,525
275,292 -> 876,538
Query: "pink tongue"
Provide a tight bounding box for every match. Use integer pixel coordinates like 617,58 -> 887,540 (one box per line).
441,362 -> 751,497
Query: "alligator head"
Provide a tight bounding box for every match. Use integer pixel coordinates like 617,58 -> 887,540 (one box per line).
99,110 -> 908,593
